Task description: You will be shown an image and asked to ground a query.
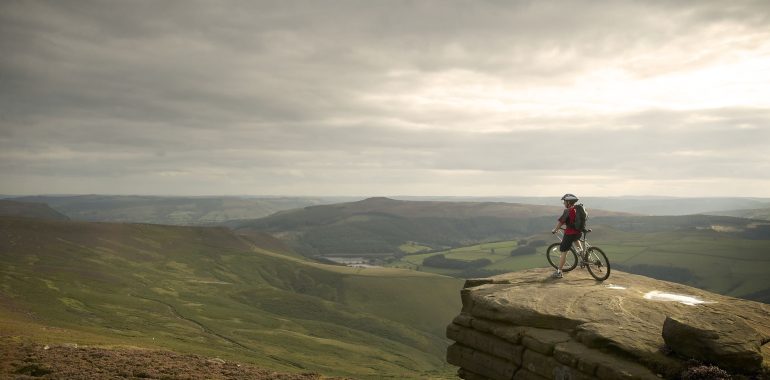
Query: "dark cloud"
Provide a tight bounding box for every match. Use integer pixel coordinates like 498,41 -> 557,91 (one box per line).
1,1 -> 769,196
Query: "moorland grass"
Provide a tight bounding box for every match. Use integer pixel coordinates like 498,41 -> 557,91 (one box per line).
0,217 -> 462,379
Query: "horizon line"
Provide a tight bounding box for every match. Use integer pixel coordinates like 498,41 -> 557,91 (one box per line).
3,193 -> 770,200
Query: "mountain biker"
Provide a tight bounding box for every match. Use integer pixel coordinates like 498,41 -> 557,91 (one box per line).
550,193 -> 581,278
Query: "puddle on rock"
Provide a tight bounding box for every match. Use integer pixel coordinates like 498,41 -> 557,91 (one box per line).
643,290 -> 713,305
605,284 -> 627,290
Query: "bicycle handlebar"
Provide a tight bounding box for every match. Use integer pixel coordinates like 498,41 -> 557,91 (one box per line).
551,228 -> 592,243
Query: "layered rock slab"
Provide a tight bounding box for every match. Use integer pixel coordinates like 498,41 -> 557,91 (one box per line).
447,268 -> 770,379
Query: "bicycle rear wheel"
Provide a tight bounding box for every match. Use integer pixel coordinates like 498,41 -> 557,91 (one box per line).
585,247 -> 610,281
546,243 -> 578,272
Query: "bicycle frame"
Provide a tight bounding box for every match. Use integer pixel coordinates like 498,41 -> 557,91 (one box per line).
553,229 -> 590,256
549,228 -> 611,281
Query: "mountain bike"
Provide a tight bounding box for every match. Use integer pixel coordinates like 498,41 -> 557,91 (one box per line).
546,228 -> 611,281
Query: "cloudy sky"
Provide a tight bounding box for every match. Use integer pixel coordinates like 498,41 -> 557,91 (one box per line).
2,1 -> 769,197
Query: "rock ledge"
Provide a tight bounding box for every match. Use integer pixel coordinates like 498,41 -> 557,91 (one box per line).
446,268 -> 770,379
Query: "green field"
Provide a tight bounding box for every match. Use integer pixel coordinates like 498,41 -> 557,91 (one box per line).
398,241 -> 433,254
601,230 -> 770,298
0,217 -> 463,379
390,227 -> 770,302
391,241 -> 518,267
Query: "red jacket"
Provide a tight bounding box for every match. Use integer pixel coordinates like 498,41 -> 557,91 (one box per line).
559,207 -> 581,235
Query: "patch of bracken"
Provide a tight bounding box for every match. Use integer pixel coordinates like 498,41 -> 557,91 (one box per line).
681,362 -> 731,380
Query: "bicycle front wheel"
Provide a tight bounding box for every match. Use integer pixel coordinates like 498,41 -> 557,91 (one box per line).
546,243 -> 578,272
585,247 -> 610,281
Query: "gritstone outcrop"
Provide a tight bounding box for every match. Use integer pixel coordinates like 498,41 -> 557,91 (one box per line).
446,268 -> 770,379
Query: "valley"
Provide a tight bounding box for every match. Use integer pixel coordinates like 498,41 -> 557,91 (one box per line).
1,196 -> 769,378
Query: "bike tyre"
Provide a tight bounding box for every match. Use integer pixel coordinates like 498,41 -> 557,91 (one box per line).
546,243 -> 578,272
585,247 -> 611,281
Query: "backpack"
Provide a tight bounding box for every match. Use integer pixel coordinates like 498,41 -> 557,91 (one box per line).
574,203 -> 588,231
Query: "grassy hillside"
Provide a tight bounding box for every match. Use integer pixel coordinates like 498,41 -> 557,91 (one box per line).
389,223 -> 770,303
0,200 -> 69,220
10,195 -> 354,225
230,197 -> 629,257
0,216 -> 463,379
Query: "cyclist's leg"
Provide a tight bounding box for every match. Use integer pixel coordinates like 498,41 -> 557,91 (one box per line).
575,234 -> 585,254
558,235 -> 577,271
558,251 -> 568,271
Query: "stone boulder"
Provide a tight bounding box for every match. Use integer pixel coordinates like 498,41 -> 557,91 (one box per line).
662,314 -> 764,372
446,268 -> 770,379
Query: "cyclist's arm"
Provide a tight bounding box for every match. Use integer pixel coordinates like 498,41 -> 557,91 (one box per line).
553,209 -> 570,233
552,221 -> 564,234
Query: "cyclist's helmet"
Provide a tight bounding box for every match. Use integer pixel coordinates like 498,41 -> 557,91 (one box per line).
561,193 -> 579,202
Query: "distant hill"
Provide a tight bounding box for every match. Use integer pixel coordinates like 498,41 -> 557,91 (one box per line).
593,214 -> 770,236
10,195 -> 354,225
703,207 -> 770,221
394,196 -> 770,216
12,194 -> 770,224
261,196 -> 575,219
0,199 -> 70,220
0,216 -> 463,379
228,197 -> 631,257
